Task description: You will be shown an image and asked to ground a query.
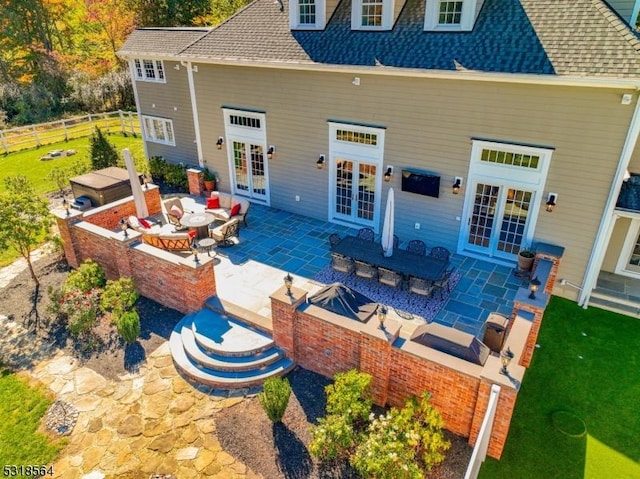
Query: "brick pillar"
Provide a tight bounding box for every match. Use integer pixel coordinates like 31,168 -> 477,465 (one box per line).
359,318 -> 400,406
512,289 -> 547,368
187,168 -> 204,196
54,208 -> 83,269
532,242 -> 564,294
112,230 -> 139,278
468,380 -> 518,460
179,256 -> 216,313
143,185 -> 162,216
270,285 -> 307,361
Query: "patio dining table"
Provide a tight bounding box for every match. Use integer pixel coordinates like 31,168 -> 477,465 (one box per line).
331,236 -> 449,282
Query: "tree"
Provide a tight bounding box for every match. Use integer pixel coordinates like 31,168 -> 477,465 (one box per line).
89,126 -> 118,170
0,176 -> 53,295
131,0 -> 212,27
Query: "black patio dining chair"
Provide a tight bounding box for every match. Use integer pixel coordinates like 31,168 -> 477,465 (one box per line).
429,246 -> 451,262
406,239 -> 426,256
357,227 -> 375,242
331,252 -> 354,274
328,233 -> 341,248
432,267 -> 456,299
408,276 -> 434,297
378,267 -> 402,288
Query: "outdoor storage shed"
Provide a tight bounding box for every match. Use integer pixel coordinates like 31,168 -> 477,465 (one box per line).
70,167 -> 142,207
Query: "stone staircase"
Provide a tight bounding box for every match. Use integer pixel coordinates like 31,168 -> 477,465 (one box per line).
169,301 -> 294,389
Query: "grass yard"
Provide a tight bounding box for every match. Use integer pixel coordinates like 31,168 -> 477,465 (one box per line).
0,367 -> 66,472
480,296 -> 640,479
0,133 -> 145,195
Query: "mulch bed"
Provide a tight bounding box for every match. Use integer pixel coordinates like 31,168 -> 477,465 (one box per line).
215,368 -> 472,479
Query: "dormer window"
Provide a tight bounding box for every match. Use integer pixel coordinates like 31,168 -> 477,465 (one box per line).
352,0 -> 395,30
289,0 -> 326,29
424,0 -> 480,32
133,59 -> 165,83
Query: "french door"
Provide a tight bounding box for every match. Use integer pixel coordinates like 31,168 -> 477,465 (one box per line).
465,182 -> 534,259
616,217 -> 640,277
231,141 -> 267,201
333,158 -> 377,225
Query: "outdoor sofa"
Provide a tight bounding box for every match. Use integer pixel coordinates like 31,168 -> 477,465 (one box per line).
126,215 -> 193,252
205,192 -> 250,226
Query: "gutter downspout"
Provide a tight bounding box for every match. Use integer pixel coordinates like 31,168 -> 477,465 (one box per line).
578,92 -> 640,307
129,59 -> 149,160
183,60 -> 204,168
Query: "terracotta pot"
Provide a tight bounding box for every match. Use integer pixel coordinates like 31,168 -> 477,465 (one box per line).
203,180 -> 216,192
518,252 -> 535,271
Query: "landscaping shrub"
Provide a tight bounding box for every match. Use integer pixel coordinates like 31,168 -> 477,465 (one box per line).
148,156 -> 188,190
309,370 -> 372,461
148,156 -> 167,183
350,393 -> 450,479
100,277 -> 138,317
258,376 -> 292,423
89,127 -> 118,170
56,287 -> 101,337
63,259 -> 105,293
116,310 -> 141,344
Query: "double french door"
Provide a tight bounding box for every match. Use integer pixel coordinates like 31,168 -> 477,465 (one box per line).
333,158 -> 378,226
465,181 -> 535,259
231,140 -> 268,202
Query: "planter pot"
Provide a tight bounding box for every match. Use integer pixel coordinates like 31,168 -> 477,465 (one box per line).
518,252 -> 535,271
203,180 -> 216,192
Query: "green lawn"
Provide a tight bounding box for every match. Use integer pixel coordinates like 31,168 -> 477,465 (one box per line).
480,296 -> 640,479
0,367 -> 66,471
0,133 -> 145,195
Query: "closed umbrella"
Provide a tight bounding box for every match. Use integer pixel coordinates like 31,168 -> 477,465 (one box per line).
123,148 -> 148,218
381,187 -> 395,257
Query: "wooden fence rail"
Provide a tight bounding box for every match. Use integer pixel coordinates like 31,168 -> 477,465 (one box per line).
0,110 -> 140,155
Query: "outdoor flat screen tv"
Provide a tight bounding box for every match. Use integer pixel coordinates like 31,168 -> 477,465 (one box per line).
401,169 -> 440,198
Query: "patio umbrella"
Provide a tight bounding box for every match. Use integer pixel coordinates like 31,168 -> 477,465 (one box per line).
381,187 -> 395,257
123,148 -> 148,218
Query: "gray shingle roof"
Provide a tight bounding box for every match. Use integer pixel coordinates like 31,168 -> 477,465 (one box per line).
120,0 -> 640,78
119,28 -> 212,56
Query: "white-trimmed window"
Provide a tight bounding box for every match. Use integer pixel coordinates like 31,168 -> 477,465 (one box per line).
351,0 -> 394,30
424,0 -> 478,31
289,0 -> 325,29
142,116 -> 175,145
133,59 -> 165,83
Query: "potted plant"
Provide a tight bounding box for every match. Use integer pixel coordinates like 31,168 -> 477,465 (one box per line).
203,169 -> 218,192
517,247 -> 535,271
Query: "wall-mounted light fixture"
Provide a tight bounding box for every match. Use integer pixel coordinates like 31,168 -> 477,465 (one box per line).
452,176 -> 463,195
529,276 -> 541,300
384,166 -> 394,182
216,137 -> 224,150
546,192 -> 557,212
267,145 -> 276,160
317,155 -> 326,169
500,347 -> 514,375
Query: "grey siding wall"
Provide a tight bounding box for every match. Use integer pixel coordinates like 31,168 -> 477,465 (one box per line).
135,59 -> 199,165
607,0 -> 637,24
187,64 -> 634,296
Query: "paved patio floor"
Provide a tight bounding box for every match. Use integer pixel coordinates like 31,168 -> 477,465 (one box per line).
179,197 -> 529,338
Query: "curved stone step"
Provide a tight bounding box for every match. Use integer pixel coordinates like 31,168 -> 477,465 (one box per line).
179,316 -> 283,372
191,309 -> 274,357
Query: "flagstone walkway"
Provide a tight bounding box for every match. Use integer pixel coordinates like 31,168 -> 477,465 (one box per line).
1,315 -> 258,479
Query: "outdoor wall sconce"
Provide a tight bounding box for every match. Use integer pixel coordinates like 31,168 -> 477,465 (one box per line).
119,218 -> 128,238
190,238 -> 199,263
62,198 -> 70,216
316,155 -> 326,169
384,166 -> 394,182
500,347 -> 514,375
216,137 -> 224,150
452,176 -> 463,195
529,276 -> 541,300
267,145 -> 276,160
284,272 -> 293,295
546,193 -> 557,212
377,304 -> 388,330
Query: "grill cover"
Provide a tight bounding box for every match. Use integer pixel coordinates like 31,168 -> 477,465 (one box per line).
308,283 -> 378,322
410,322 -> 490,366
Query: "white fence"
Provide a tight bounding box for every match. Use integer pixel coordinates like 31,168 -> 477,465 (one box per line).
0,110 -> 140,155
464,384 -> 501,479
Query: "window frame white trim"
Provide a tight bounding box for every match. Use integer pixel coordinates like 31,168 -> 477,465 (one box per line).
289,0 -> 326,30
141,115 -> 175,146
328,121 -> 386,231
133,58 -> 166,83
424,0 -> 476,32
351,0 -> 394,31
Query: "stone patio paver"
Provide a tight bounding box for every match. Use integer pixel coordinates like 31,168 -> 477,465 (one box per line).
0,314 -> 257,479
